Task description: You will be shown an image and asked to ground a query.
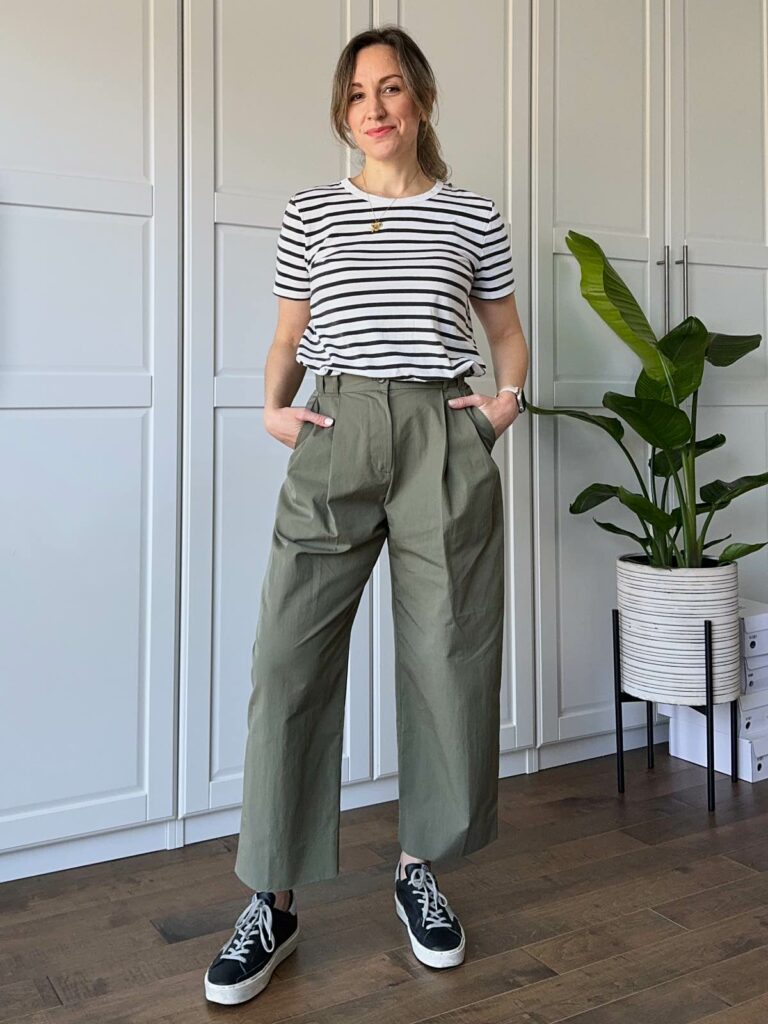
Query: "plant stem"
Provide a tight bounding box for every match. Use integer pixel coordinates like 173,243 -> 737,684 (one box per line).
660,474 -> 670,511
617,439 -> 651,500
688,390 -> 700,563
670,536 -> 685,566
698,503 -> 719,552
668,461 -> 693,566
615,439 -> 665,561
650,447 -> 658,506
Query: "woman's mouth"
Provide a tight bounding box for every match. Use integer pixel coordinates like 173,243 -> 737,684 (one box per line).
367,126 -> 393,137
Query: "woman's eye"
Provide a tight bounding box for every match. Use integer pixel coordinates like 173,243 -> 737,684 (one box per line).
348,86 -> 400,101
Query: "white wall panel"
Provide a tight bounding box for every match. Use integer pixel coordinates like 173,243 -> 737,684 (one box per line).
0,0 -> 181,860
183,0 -> 374,819
534,0 -> 665,744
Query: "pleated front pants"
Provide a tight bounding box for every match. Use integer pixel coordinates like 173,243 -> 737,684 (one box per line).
234,371 -> 505,892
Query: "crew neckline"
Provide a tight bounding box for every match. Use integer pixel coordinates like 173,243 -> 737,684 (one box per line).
342,176 -> 444,205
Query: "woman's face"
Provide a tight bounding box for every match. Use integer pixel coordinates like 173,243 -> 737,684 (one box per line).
346,44 -> 424,163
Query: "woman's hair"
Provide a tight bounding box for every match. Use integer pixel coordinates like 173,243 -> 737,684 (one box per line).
330,25 -> 450,183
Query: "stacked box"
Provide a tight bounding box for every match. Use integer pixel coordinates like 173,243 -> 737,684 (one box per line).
659,596 -> 768,783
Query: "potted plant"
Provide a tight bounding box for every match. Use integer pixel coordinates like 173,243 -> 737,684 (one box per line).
528,231 -> 767,705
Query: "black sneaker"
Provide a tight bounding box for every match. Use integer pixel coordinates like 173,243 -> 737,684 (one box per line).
394,861 -> 465,968
204,890 -> 300,1005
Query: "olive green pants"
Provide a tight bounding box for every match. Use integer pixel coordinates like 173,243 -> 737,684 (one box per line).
234,371 -> 505,892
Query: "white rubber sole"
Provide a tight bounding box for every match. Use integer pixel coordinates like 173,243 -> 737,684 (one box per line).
394,894 -> 465,968
204,924 -> 300,1005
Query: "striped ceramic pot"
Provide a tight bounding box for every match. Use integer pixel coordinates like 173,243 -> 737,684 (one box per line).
616,554 -> 741,705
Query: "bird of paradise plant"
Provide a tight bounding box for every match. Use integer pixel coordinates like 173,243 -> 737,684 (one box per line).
527,231 -> 768,569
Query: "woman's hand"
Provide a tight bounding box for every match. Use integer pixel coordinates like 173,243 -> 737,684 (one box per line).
447,391 -> 520,439
264,405 -> 334,449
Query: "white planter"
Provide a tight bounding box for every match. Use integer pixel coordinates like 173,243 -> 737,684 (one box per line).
616,554 -> 741,705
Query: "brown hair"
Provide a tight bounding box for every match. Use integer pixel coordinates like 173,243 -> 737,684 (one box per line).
330,25 -> 450,183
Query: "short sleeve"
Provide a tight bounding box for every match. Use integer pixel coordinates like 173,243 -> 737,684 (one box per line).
273,197 -> 311,300
469,199 -> 516,299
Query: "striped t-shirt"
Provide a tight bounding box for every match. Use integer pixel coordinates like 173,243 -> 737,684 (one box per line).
272,177 -> 515,381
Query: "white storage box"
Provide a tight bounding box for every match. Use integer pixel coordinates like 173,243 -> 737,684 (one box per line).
744,653 -> 768,694
659,694 -> 768,741
652,597 -> 768,782
664,703 -> 768,782
740,596 -> 768,659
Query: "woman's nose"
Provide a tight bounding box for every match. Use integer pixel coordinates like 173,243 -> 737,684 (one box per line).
365,99 -> 387,119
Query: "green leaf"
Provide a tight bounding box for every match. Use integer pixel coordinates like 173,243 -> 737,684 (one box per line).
634,370 -> 670,403
592,518 -> 649,546
700,471 -> 768,508
656,317 -> 711,402
650,434 -> 726,477
602,392 -> 692,449
701,533 -> 733,551
570,483 -> 619,514
525,402 -> 625,443
718,541 -> 768,563
616,486 -> 676,531
706,332 -> 762,367
565,230 -> 669,382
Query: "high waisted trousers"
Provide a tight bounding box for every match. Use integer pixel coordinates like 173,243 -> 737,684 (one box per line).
234,371 -> 505,892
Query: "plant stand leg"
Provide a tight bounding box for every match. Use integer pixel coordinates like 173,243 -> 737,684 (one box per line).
705,619 -> 715,812
646,700 -> 654,768
731,697 -> 739,783
613,608 -> 625,794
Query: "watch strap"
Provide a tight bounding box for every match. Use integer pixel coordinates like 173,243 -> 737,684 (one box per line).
496,385 -> 526,413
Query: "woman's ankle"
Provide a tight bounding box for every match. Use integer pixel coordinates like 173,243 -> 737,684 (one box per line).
273,889 -> 292,911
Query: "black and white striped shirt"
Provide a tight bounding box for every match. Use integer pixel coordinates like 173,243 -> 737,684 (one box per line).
272,177 -> 515,381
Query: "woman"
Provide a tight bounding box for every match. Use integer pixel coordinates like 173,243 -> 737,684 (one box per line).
205,24 -> 529,1006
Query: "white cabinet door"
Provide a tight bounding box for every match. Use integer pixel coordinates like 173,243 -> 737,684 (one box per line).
383,0 -> 536,760
668,0 -> 768,602
0,0 -> 181,853
533,0 -> 666,745
180,0 -> 377,821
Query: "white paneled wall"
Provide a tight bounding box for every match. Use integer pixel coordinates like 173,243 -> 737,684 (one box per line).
0,0 -> 181,871
7,0 -> 765,882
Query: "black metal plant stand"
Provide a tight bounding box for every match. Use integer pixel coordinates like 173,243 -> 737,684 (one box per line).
612,608 -> 739,812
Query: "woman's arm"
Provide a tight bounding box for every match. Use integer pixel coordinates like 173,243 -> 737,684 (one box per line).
263,297 -> 334,447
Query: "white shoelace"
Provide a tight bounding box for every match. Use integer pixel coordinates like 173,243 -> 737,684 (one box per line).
219,894 -> 276,962
406,865 -> 456,930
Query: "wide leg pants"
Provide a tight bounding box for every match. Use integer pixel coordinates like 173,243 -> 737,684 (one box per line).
234,371 -> 505,892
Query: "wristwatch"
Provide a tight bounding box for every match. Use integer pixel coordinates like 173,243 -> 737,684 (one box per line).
496,385 -> 526,414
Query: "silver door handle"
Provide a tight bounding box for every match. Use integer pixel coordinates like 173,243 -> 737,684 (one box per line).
674,244 -> 689,318
655,244 -> 670,334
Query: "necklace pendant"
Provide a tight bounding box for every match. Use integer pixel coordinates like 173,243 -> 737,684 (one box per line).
370,219 -> 383,232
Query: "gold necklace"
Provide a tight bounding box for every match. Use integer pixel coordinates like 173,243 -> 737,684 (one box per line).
361,166 -> 424,232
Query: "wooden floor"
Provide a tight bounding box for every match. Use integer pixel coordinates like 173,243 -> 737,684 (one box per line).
4,745 -> 768,1023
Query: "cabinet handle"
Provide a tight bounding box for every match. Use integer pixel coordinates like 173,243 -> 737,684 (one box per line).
674,244 -> 689,318
655,244 -> 670,334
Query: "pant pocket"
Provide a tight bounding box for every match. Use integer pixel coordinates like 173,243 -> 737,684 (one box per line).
291,392 -> 319,452
465,402 -> 497,454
